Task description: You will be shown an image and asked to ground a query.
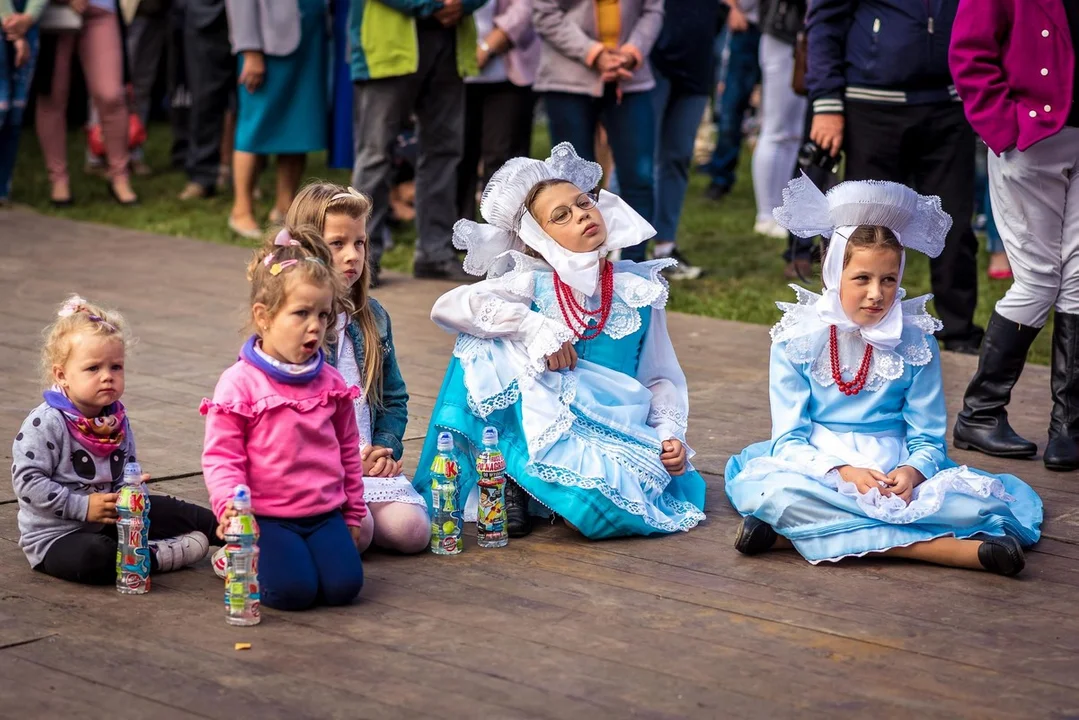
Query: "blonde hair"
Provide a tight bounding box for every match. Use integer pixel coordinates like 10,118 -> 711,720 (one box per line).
285,182 -> 384,406
245,224 -> 346,348
41,295 -> 131,387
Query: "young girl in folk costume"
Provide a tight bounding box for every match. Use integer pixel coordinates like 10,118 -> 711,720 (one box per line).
725,176 -> 1043,576
13,295 -> 217,585
414,143 -> 706,540
283,182 -> 429,554
201,230 -> 366,611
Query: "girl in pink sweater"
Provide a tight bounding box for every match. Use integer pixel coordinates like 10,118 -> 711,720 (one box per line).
200,228 -> 366,611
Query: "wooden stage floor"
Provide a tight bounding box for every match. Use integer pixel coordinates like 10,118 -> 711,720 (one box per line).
1,211 -> 1077,718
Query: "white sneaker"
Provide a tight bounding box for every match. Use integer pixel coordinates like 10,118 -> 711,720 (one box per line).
151,531 -> 210,572
753,218 -> 790,240
211,546 -> 229,579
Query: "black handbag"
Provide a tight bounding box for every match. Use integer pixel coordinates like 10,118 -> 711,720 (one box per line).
761,0 -> 806,46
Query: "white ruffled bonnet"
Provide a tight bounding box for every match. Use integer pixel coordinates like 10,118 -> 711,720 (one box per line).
452,143 -> 654,293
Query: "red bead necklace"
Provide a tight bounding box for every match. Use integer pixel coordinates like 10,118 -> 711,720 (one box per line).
829,325 -> 874,396
554,262 -> 615,341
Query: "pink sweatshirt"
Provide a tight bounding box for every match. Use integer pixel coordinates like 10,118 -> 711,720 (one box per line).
200,359 -> 367,526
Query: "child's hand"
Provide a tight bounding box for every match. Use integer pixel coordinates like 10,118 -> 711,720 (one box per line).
348,523 -> 365,549
883,466 -> 925,504
546,341 -> 578,371
86,492 -> 119,523
661,439 -> 686,476
362,445 -> 397,477
837,465 -> 891,496
216,501 -> 237,540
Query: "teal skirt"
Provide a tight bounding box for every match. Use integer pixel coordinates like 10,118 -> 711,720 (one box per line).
235,0 -> 328,154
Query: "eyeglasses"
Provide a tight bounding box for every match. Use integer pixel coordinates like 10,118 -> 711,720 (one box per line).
545,193 -> 597,226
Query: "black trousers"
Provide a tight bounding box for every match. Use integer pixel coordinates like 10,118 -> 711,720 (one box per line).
36,495 -> 219,585
182,5 -> 234,189
844,100 -> 983,346
456,81 -> 536,221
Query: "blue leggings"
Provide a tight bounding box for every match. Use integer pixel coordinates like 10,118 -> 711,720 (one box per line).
256,511 -> 364,611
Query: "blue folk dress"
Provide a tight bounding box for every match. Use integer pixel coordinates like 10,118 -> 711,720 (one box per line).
725,286 -> 1043,563
413,255 -> 707,540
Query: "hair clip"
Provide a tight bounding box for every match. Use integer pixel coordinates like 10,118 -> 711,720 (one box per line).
274,228 -> 300,247
269,259 -> 299,276
57,295 -> 116,331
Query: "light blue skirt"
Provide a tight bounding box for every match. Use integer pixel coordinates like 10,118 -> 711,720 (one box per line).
725,440 -> 1043,563
414,357 -> 707,540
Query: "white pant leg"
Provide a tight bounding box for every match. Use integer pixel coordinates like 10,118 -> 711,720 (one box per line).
990,129 -> 1076,327
751,34 -> 807,225
1056,127 -> 1079,314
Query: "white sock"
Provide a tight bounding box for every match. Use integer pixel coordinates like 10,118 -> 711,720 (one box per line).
653,242 -> 676,259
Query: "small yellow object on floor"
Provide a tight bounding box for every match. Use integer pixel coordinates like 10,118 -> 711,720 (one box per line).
234,643 -> 252,651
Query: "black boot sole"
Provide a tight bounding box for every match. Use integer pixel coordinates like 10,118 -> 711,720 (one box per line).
952,437 -> 1038,459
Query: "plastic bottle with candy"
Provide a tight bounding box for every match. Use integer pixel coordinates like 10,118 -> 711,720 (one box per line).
115,461 -> 151,594
430,431 -> 463,555
476,426 -> 508,548
224,485 -> 261,626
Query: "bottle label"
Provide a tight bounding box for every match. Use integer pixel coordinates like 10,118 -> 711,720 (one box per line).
116,489 -> 151,591
477,478 -> 507,539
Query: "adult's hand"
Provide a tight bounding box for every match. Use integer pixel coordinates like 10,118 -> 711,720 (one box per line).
2,12 -> 34,39
434,3 -> 464,27
239,51 -> 266,93
13,38 -> 29,67
70,0 -> 89,14
810,113 -> 845,157
727,5 -> 749,32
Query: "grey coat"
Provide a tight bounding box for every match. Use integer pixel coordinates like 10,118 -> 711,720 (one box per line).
225,0 -> 302,56
531,0 -> 665,96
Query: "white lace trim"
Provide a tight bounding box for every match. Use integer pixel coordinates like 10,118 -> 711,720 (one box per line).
529,373 -> 579,453
475,297 -> 504,334
364,474 -> 428,506
770,285 -> 944,392
648,404 -> 689,434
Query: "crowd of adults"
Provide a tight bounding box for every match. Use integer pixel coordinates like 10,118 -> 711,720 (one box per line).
0,0 -> 1075,466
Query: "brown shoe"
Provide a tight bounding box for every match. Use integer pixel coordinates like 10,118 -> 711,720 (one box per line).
178,182 -> 211,201
783,258 -> 812,281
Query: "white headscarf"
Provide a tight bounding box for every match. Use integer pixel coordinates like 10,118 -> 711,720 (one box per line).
772,174 -> 951,349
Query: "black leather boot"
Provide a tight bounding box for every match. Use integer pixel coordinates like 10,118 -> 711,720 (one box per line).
734,516 -> 778,555
977,535 -> 1026,577
953,311 -> 1040,458
1045,312 -> 1079,471
504,478 -> 533,538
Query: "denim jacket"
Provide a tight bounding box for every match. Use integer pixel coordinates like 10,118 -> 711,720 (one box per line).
327,298 -> 409,460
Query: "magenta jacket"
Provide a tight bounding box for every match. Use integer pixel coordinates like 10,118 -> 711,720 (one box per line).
949,0 -> 1075,155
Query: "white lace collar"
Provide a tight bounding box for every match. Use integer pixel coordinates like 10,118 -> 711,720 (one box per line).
495,251 -> 673,340
770,285 -> 943,391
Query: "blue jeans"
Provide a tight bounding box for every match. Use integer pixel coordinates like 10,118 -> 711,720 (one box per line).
652,70 -> 709,243
545,86 -> 655,262
702,26 -> 761,190
0,26 -> 39,200
256,511 -> 364,611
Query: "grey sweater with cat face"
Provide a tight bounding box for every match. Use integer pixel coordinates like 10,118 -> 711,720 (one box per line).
10,402 -> 136,567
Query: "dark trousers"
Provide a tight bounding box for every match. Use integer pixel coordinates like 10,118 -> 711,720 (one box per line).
351,24 -> 464,266
457,81 -> 535,221
545,85 -> 655,262
182,4 -> 233,189
35,495 -> 219,585
844,100 -> 982,346
702,25 -> 761,191
256,511 -> 364,612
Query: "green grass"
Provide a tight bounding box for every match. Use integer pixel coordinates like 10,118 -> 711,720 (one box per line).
9,122 -> 1049,364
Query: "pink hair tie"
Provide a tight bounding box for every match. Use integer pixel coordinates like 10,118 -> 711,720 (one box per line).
274,228 -> 300,247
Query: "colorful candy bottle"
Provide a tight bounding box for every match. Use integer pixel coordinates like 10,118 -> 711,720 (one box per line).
430,431 -> 462,555
115,461 -> 151,595
476,426 -> 508,549
224,485 -> 261,626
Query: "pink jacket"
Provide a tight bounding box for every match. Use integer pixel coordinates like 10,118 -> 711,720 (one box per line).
200,359 -> 367,527
949,0 -> 1076,154
493,0 -> 540,87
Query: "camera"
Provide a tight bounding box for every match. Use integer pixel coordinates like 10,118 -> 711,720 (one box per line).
798,141 -> 841,174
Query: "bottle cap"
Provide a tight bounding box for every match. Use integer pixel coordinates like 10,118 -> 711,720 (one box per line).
482,426 -> 499,447
437,431 -> 454,452
122,461 -> 142,483
232,484 -> 252,511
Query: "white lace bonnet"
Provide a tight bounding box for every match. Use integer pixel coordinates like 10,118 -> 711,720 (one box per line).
772,172 -> 951,258
452,142 -> 652,278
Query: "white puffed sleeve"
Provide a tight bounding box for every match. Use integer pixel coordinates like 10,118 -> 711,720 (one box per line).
431,279 -> 573,366
636,308 -> 691,450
